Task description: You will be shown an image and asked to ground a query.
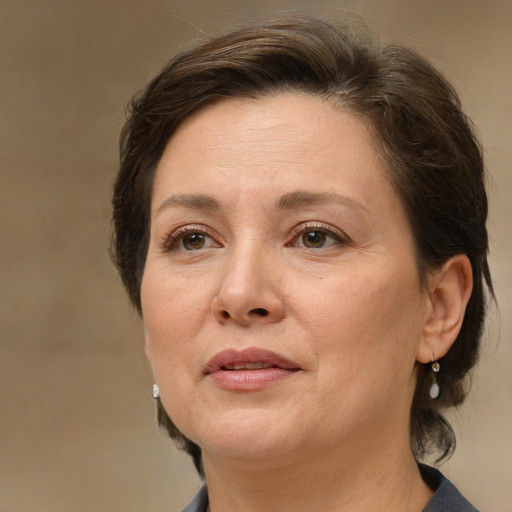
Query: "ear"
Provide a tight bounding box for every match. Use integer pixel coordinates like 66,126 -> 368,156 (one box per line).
416,255 -> 473,363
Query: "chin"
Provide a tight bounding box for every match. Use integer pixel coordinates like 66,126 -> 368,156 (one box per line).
186,409 -> 296,462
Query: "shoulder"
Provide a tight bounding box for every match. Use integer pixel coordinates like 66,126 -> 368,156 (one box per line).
420,465 -> 480,512
180,485 -> 208,512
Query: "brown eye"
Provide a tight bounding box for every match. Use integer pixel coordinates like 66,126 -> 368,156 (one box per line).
302,230 -> 328,248
182,233 -> 206,250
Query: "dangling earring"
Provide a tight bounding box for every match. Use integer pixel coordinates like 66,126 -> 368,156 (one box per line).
152,383 -> 160,399
429,354 -> 440,399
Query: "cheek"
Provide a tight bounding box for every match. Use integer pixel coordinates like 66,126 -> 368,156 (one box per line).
298,268 -> 423,428
141,270 -> 212,371
296,263 -> 424,373
141,271 -> 213,434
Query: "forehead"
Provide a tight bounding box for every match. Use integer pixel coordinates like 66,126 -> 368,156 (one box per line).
168,93 -> 374,150
153,93 -> 392,200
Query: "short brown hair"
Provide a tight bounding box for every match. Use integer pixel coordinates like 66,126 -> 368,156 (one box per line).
112,15 -> 494,474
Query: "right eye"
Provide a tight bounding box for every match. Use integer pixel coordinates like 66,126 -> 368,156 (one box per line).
163,225 -> 220,252
180,232 -> 209,250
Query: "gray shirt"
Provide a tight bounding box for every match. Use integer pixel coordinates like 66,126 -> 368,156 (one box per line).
181,465 -> 479,512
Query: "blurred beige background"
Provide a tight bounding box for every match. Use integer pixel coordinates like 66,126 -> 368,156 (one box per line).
0,1 -> 510,511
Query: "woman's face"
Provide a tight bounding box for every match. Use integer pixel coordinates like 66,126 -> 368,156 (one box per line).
141,94 -> 430,466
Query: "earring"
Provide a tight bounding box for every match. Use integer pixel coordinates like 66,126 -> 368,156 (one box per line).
151,384 -> 160,399
429,354 -> 440,399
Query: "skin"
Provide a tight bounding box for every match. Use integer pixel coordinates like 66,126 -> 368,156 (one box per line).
141,93 -> 472,512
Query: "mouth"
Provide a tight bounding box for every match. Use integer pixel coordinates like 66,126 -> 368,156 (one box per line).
204,348 -> 302,391
221,361 -> 278,370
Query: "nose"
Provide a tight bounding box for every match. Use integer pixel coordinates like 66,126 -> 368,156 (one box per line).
211,246 -> 286,327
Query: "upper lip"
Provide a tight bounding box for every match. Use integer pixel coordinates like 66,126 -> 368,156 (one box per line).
204,348 -> 301,374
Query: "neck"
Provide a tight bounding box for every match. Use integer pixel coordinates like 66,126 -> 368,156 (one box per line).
202,429 -> 432,512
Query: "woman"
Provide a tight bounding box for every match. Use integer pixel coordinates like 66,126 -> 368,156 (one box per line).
112,15 -> 493,512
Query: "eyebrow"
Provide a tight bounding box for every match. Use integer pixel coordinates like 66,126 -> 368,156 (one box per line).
156,194 -> 221,216
277,191 -> 371,217
156,190 -> 370,218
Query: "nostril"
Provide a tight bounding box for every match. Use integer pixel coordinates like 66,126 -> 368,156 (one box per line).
221,311 -> 230,319
251,308 -> 269,317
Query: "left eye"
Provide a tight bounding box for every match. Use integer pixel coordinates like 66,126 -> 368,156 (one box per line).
293,228 -> 342,249
302,230 -> 328,248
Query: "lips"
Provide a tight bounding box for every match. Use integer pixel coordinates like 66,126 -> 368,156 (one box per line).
204,348 -> 301,391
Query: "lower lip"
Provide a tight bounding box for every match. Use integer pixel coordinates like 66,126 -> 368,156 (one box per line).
207,368 -> 298,391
